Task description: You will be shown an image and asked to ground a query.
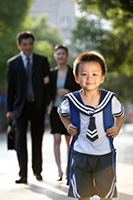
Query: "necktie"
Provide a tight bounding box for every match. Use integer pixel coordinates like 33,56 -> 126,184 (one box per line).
26,57 -> 34,102
86,115 -> 98,142
26,57 -> 30,75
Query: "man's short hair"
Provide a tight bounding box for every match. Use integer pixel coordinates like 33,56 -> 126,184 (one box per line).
17,31 -> 35,44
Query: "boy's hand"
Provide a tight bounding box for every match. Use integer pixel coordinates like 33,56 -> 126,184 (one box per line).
67,123 -> 78,136
106,125 -> 120,138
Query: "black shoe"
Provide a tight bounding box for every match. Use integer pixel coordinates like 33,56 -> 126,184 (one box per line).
35,174 -> 43,181
57,177 -> 62,181
15,177 -> 27,184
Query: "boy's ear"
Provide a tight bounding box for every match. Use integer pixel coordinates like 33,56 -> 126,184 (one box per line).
101,75 -> 105,84
74,75 -> 80,84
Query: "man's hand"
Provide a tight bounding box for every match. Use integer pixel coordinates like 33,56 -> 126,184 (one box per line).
6,112 -> 14,121
43,76 -> 49,85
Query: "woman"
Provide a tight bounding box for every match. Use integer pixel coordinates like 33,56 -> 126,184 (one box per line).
49,45 -> 80,181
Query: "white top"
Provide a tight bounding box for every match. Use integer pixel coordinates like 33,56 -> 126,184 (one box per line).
58,94 -> 124,155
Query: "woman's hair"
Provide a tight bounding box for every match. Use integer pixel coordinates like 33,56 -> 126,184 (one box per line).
54,45 -> 68,54
73,51 -> 106,76
17,31 -> 35,44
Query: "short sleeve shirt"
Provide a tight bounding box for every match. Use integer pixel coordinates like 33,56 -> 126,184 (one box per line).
58,90 -> 124,155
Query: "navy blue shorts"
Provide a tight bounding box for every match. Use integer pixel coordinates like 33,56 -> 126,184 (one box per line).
68,151 -> 117,199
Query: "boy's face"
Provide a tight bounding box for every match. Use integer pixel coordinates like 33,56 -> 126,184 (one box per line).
17,37 -> 34,56
75,61 -> 105,92
54,48 -> 68,65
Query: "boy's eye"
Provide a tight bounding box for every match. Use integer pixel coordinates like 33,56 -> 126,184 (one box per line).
93,73 -> 98,76
81,73 -> 87,76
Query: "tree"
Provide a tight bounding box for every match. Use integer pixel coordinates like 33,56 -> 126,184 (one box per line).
0,0 -> 33,92
0,2 -> 62,91
23,15 -> 63,68
74,0 -> 133,18
73,0 -> 133,75
0,0 -> 33,36
71,16 -> 130,73
103,73 -> 133,103
70,0 -> 133,102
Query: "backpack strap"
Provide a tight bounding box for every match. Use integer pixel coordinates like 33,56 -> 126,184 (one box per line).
103,98 -> 116,182
66,91 -> 80,185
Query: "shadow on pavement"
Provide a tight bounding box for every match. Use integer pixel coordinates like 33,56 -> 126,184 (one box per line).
25,179 -> 72,200
118,192 -> 133,200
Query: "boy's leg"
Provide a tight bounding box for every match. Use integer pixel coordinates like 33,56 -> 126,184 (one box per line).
94,153 -> 117,199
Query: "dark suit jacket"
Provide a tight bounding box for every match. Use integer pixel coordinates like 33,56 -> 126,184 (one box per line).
6,53 -> 50,119
50,65 -> 80,102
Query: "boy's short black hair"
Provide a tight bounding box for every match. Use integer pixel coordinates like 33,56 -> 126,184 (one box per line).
17,31 -> 35,44
73,51 -> 106,76
54,45 -> 68,54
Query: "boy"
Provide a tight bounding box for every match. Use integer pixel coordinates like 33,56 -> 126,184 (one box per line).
58,51 -> 125,200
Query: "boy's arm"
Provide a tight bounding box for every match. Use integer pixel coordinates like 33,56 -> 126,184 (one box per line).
107,114 -> 125,138
59,114 -> 78,136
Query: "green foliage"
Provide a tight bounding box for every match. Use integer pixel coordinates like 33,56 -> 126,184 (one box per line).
0,0 -> 33,92
23,15 -> 63,68
0,3 -> 62,92
74,0 -> 133,18
102,73 -> 133,103
35,40 -> 53,62
0,0 -> 33,36
71,16 -> 107,52
71,16 -> 130,73
71,0 -> 133,102
72,0 -> 133,75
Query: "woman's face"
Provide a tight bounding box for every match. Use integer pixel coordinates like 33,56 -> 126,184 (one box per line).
54,48 -> 68,65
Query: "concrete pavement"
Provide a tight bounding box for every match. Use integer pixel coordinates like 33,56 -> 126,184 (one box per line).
0,123 -> 133,200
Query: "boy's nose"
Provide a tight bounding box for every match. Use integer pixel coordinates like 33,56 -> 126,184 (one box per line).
87,75 -> 91,80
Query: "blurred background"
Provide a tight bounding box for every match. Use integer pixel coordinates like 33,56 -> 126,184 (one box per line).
0,0 -> 133,132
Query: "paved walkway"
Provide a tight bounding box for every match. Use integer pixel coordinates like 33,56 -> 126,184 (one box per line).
0,123 -> 133,200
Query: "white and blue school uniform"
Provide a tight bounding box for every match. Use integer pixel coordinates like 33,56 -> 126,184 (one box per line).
58,89 -> 124,199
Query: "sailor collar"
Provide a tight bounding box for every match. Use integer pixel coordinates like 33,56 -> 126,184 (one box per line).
65,89 -> 115,116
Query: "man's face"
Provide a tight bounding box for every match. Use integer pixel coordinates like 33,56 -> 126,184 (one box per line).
18,37 -> 34,56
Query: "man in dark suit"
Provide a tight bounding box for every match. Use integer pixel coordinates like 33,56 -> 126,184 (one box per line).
6,31 -> 50,184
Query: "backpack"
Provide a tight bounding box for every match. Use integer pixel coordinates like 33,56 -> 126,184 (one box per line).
65,90 -> 116,185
